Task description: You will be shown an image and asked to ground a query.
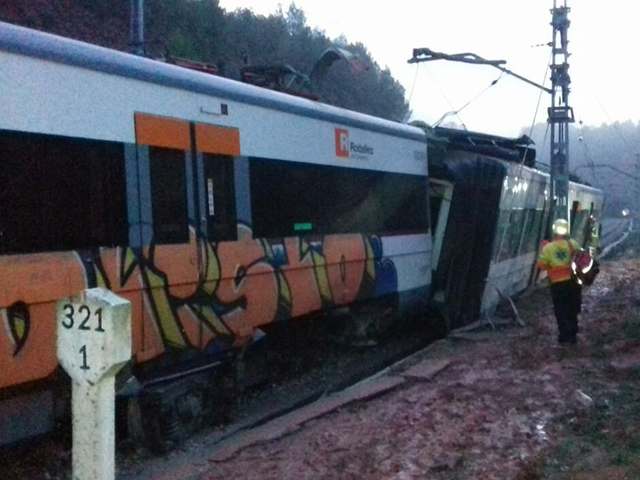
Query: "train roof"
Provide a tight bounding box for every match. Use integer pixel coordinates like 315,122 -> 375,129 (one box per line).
0,21 -> 425,143
427,126 -> 536,167
430,126 -> 533,150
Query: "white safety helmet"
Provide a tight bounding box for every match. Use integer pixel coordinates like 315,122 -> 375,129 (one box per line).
553,218 -> 569,236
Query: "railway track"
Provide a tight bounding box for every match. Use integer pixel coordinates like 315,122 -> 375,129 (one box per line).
113,319 -> 444,478
198,317 -> 435,440
600,217 -> 632,256
601,218 -> 630,247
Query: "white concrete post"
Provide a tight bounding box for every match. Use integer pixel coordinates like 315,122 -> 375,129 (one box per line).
57,288 -> 132,480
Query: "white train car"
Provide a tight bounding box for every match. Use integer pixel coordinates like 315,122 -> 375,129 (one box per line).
0,22 -> 431,447
483,164 -> 604,313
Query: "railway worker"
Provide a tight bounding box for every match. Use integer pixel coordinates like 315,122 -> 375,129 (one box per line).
537,218 -> 582,345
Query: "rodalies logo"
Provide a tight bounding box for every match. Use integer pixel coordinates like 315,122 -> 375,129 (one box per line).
335,128 -> 350,158
334,128 -> 374,160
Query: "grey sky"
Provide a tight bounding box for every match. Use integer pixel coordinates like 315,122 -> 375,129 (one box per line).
218,0 -> 639,137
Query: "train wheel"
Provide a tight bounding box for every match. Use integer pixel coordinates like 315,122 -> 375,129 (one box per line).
335,306 -> 394,347
128,380 -> 205,453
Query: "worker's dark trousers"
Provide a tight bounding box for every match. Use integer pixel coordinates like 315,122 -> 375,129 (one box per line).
550,279 -> 582,343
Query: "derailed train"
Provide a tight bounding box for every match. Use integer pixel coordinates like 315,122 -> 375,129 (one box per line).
426,127 -> 603,330
0,22 -> 603,448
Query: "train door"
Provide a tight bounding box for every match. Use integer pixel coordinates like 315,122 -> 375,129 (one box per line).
191,122 -> 244,353
132,113 -> 201,356
129,114 -> 242,446
132,114 -> 238,359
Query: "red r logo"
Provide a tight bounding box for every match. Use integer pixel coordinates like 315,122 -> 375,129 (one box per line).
335,128 -> 349,158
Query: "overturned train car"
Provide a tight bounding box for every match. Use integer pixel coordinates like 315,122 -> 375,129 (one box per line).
427,126 -> 604,330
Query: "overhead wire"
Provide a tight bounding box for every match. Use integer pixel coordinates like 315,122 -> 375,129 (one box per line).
586,90 -> 639,211
514,53 -> 551,179
406,63 -> 420,105
591,90 -> 635,151
432,71 -> 504,128
423,63 -> 466,128
525,52 -> 551,142
515,50 -> 551,174
423,63 -> 457,112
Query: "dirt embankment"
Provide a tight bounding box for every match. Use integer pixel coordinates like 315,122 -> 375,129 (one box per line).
202,250 -> 640,479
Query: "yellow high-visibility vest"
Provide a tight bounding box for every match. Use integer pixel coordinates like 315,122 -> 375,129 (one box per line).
537,237 -> 580,283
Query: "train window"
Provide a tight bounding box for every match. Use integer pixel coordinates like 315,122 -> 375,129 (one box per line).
522,210 -> 544,253
249,158 -> 428,238
570,201 -> 580,233
497,209 -> 526,262
572,210 -> 590,246
492,210 -> 510,260
149,146 -> 189,244
0,129 -> 128,255
506,210 -> 523,260
203,154 -> 237,241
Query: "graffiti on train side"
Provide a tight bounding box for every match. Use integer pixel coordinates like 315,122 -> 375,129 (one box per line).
3,302 -> 29,356
129,225 -> 398,353
0,226 -> 397,387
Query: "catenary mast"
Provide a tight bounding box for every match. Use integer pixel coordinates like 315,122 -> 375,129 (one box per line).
548,0 -> 574,224
129,0 -> 145,56
408,1 -> 574,233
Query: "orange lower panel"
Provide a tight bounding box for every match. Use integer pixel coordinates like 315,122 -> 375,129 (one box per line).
0,232 -> 383,389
